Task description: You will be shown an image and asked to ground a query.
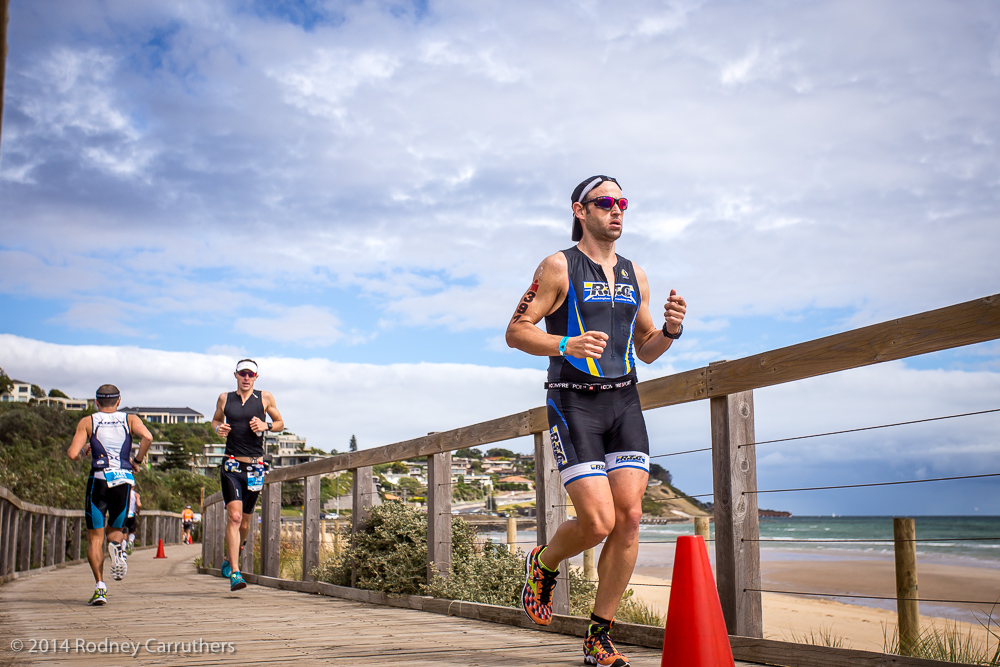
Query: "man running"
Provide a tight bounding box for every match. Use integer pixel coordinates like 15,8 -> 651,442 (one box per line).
211,359 -> 284,591
123,488 -> 141,555
182,505 -> 195,545
506,175 -> 687,667
68,384 -> 152,606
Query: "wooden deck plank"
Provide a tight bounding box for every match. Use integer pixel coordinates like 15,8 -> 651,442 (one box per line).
0,544 -> 759,667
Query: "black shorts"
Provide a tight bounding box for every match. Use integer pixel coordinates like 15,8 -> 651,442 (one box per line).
85,475 -> 132,530
123,515 -> 137,533
546,382 -> 650,486
183,521 -> 193,530
220,461 -> 263,513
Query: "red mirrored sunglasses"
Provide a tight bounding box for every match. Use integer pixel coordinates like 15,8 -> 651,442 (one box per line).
582,196 -> 628,211
237,370 -> 257,379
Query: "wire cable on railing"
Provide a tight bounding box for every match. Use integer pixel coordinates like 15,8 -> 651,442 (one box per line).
739,407 -> 1000,450
649,446 -> 712,459
749,472 -> 1000,495
746,588 -> 1000,608
746,536 -> 1000,544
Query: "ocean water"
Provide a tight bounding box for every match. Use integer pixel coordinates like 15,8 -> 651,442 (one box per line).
637,515 -> 1000,568
482,515 -> 1000,568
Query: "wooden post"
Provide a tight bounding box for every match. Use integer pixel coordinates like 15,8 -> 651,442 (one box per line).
695,516 -> 710,541
507,515 -> 517,554
241,511 -> 256,574
0,503 -> 10,579
534,430 -> 570,616
71,518 -> 82,562
152,514 -> 161,548
44,513 -> 56,566
894,517 -> 920,655
200,509 -> 209,567
213,506 -> 225,569
352,466 -> 376,533
427,451 -> 452,582
711,384 -> 763,638
19,512 -> 32,572
32,514 -> 44,569
54,517 -> 66,565
302,476 -> 321,581
334,519 -> 342,557
0,503 -> 10,578
261,482 -> 281,578
583,547 -> 597,583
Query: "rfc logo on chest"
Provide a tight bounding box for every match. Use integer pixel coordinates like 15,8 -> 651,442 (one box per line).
582,281 -> 636,304
549,425 -> 567,467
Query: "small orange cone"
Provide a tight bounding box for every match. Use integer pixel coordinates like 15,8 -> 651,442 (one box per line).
661,535 -> 734,667
154,539 -> 167,558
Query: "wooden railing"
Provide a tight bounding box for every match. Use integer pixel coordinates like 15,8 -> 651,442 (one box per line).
207,292 -> 1000,665
0,486 -> 184,584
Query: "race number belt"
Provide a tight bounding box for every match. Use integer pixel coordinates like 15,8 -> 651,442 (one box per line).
544,378 -> 635,392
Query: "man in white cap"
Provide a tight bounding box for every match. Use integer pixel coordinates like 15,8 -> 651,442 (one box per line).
210,359 -> 284,591
506,175 -> 687,667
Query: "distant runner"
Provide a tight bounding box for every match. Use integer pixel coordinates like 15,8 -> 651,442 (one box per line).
182,505 -> 195,545
123,488 -> 141,555
211,359 -> 284,591
506,175 -> 686,667
68,384 -> 152,606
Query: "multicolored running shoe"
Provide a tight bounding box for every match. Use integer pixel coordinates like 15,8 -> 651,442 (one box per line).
87,586 -> 107,606
584,621 -> 629,667
108,541 -> 128,581
521,544 -> 558,625
221,557 -> 232,578
229,571 -> 247,591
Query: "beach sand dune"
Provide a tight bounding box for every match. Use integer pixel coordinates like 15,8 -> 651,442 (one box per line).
573,543 -> 1000,653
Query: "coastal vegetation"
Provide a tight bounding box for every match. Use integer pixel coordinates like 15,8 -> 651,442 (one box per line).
0,402 -> 218,512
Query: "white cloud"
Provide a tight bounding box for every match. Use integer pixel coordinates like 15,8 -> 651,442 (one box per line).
233,305 -> 345,347
2,334 -> 998,515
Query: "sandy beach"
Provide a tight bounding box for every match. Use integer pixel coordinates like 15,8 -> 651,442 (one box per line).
588,543 -> 1000,653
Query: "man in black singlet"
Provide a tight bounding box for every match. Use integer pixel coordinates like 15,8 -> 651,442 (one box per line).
506,176 -> 687,667
210,359 -> 284,591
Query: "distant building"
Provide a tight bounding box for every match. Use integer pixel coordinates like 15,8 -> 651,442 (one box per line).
1,380 -> 32,403
122,407 -> 204,424
36,396 -> 89,411
145,442 -> 173,466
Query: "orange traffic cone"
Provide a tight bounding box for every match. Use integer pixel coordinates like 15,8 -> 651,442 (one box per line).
154,539 -> 167,558
661,535 -> 734,667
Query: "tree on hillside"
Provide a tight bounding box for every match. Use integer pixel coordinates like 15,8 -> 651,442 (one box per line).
649,463 -> 672,486
0,367 -> 12,396
486,447 -> 515,459
349,434 -> 358,452
47,388 -> 69,398
159,442 -> 191,472
456,447 -> 483,459
30,384 -> 45,399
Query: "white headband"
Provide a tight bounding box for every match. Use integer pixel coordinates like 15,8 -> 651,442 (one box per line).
576,177 -> 606,203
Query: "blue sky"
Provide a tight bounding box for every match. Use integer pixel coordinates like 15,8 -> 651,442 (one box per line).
1,0 -> 998,515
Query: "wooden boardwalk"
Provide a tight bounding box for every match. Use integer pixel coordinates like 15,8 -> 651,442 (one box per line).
0,543 -> 760,666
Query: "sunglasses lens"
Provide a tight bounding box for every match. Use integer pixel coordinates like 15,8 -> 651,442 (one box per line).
618,198 -> 628,211
238,371 -> 256,378
594,197 -> 614,209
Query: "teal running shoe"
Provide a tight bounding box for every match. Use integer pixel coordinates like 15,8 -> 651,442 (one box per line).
221,558 -> 232,578
229,571 -> 247,591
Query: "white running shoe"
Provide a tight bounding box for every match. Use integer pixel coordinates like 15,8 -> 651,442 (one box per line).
109,541 -> 128,581
88,585 -> 107,606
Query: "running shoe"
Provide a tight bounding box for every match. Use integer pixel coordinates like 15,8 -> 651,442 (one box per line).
88,586 -> 107,606
229,571 -> 247,591
221,557 -> 232,578
521,544 -> 558,626
125,540 -> 134,556
583,621 -> 629,667
108,541 -> 128,581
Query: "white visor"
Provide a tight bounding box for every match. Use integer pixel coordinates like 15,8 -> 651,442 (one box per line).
235,360 -> 258,374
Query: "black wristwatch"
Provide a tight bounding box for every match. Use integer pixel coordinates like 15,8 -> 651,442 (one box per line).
266,423 -> 273,432
662,322 -> 683,340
